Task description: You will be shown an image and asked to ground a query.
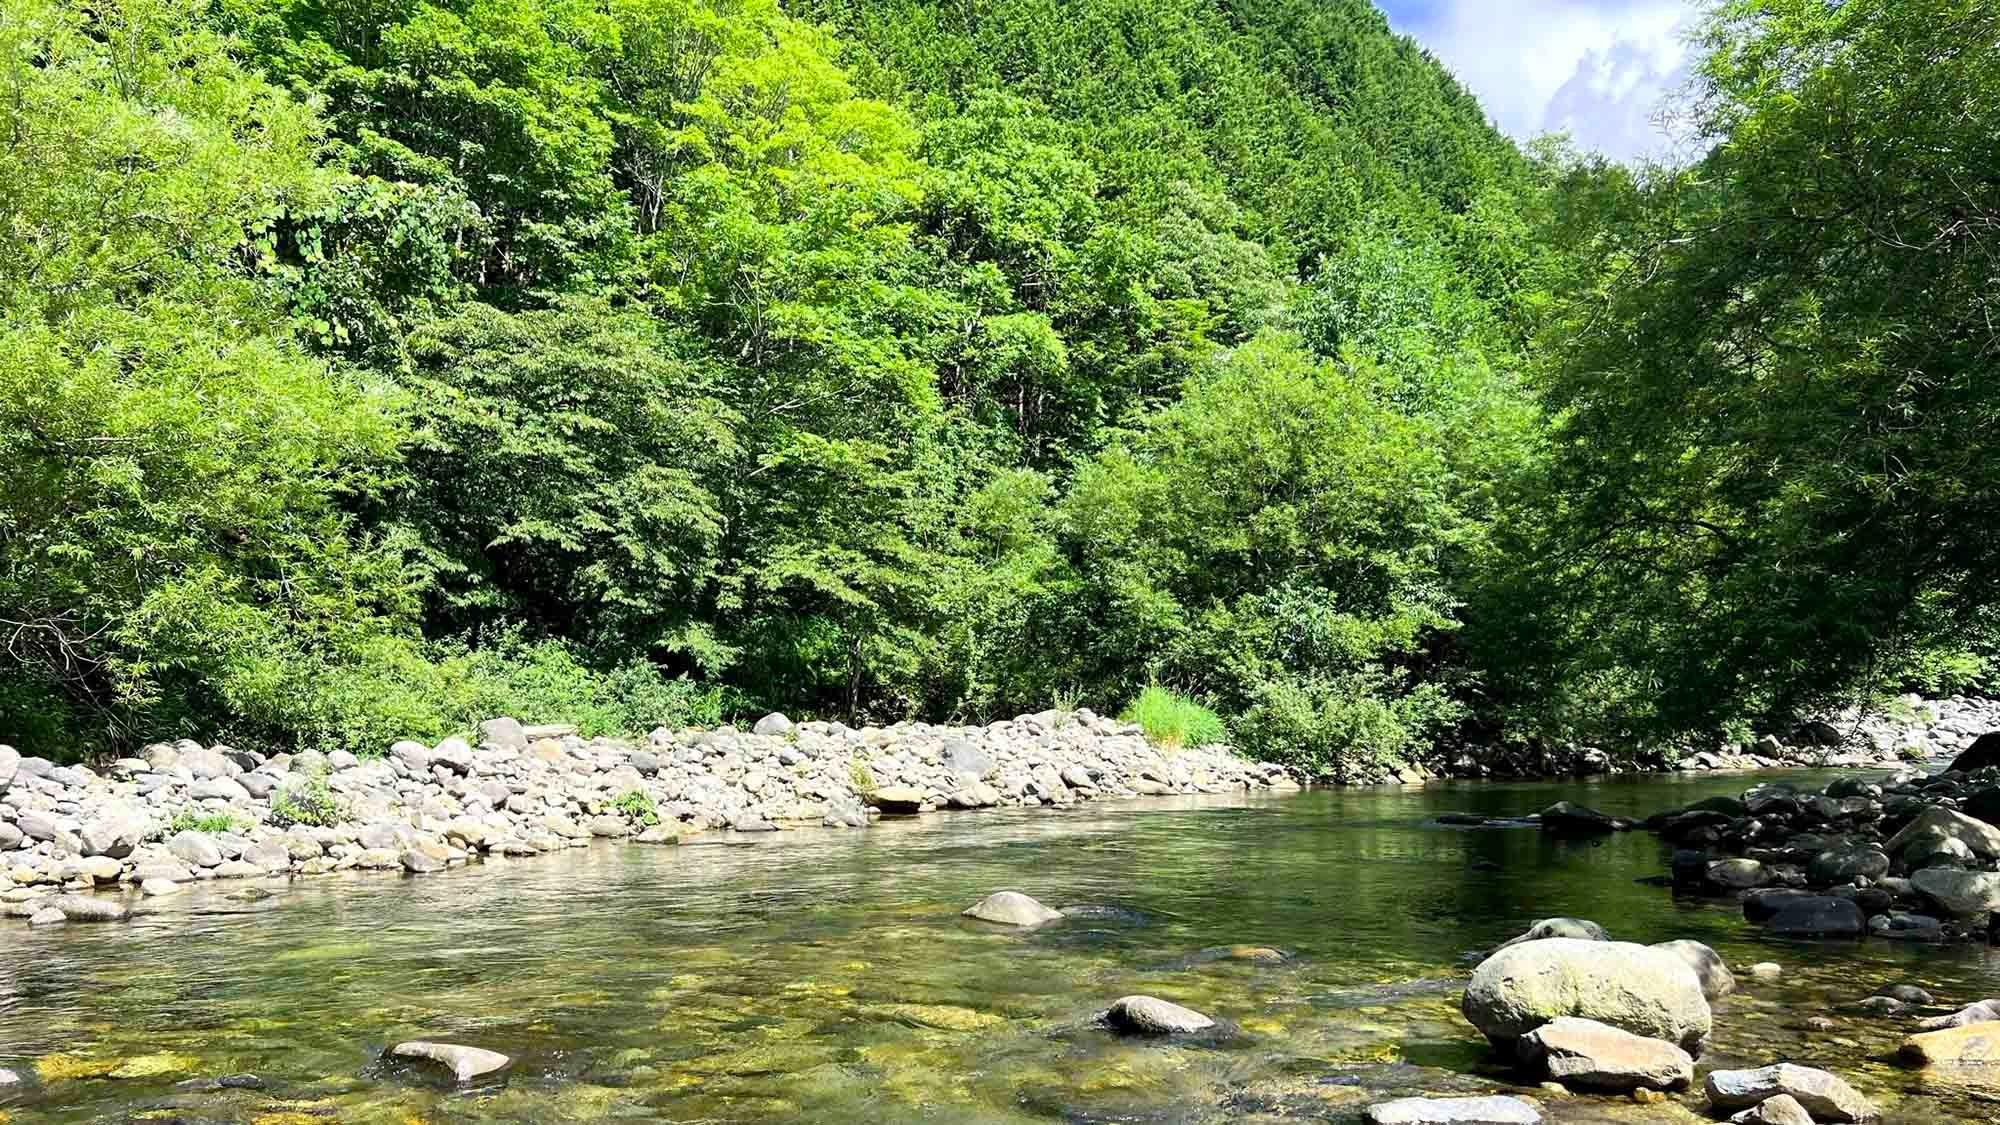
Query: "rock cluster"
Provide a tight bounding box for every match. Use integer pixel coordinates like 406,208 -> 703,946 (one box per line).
1642,754 -> 2000,942
0,710 -> 1293,924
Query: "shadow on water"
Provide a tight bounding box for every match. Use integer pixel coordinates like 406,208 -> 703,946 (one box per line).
1,769 -> 1995,1122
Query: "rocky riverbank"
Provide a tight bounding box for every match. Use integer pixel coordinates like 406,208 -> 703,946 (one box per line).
0,709 -> 1296,924
1623,729 -> 2000,947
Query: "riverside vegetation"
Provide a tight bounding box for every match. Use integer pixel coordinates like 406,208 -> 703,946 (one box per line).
4,0 -> 1999,783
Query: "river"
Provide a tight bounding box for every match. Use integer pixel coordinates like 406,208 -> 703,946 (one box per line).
3,769 -> 1995,1122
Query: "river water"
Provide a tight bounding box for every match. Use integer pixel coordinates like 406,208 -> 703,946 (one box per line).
3,770 -> 1996,1123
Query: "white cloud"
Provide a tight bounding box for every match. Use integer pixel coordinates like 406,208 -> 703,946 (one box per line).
1381,1 -> 1703,162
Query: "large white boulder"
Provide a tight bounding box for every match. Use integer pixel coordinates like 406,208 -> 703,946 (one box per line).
1461,938 -> 1711,1053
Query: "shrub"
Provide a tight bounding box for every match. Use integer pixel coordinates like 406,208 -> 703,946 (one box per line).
1121,686 -> 1227,751
610,789 -> 660,826
269,764 -> 344,828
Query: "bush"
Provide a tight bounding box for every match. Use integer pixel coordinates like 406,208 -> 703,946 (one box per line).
269,764 -> 344,828
1232,670 -> 1462,780
165,810 -> 242,835
1121,686 -> 1227,750
610,789 -> 660,826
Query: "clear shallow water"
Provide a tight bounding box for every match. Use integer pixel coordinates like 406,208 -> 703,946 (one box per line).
4,770 -> 1998,1123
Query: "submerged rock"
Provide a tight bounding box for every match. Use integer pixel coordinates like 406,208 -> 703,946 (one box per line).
962,891 -> 1062,927
1901,1022 -> 2000,1067
1461,938 -> 1711,1053
387,1041 -> 510,1083
1517,1016 -> 1692,1091
1919,999 -> 2000,1030
1538,802 -> 1628,834
1102,995 -> 1214,1035
1704,1064 -> 1874,1123
1365,1095 -> 1542,1125
48,895 -> 127,922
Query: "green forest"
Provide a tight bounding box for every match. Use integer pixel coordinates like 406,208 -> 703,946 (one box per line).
2,0 -> 1994,775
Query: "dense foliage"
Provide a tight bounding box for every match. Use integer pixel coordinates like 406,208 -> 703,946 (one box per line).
3,0 -> 1994,773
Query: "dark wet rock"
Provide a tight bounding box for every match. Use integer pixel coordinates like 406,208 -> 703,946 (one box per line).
1365,1095 -> 1541,1125
1538,802 -> 1629,834
1806,845 -> 1888,886
1878,983 -> 1935,1005
962,891 -> 1062,927
1650,939 -> 1735,999
1852,995 -> 1909,1017
176,1073 -> 267,1091
1462,938 -> 1710,1052
388,1041 -> 511,1083
1495,917 -> 1608,950
1868,912 -> 1944,941
1919,999 -> 2000,1030
1743,888 -> 1820,922
1102,995 -> 1214,1035
1704,1063 -> 1874,1123
1517,1016 -> 1692,1091
1947,731 -> 2000,774
1180,944 -> 1290,965
1763,895 -> 1865,937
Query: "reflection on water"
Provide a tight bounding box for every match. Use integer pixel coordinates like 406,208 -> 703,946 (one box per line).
3,771 -> 1998,1122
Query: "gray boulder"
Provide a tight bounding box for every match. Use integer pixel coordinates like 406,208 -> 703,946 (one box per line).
752,713 -> 793,738
477,717 -> 528,751
1102,995 -> 1214,1036
1918,999 -> 2000,1030
1518,1016 -> 1692,1091
1886,806 -> 2000,861
961,891 -> 1062,927
1650,939 -> 1736,999
1461,938 -> 1711,1052
47,894 -> 128,922
1913,867 -> 2000,916
1764,895 -> 1865,936
167,831 -> 224,869
1365,1096 -> 1541,1125
1806,845 -> 1888,885
1704,1064 -> 1873,1123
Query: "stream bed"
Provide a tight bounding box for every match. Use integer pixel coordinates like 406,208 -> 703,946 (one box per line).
3,769 -> 1996,1123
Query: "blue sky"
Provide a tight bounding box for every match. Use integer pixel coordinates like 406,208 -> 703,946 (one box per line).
1376,0 -> 1701,162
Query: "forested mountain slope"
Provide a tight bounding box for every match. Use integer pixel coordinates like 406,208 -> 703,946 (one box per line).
4,0 -> 1991,775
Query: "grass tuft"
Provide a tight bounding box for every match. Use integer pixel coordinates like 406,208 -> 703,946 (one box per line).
1120,685 -> 1226,750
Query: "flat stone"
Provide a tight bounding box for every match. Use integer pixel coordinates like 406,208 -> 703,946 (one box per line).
1704,1064 -> 1873,1123
1103,995 -> 1214,1035
28,906 -> 63,926
387,1041 -> 511,1083
962,891 -> 1062,927
1365,1096 -> 1542,1125
1519,1016 -> 1693,1091
1901,1022 -> 2000,1066
870,786 -> 926,814
47,894 -> 127,922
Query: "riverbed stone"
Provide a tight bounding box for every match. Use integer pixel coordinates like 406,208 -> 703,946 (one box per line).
1729,1094 -> 1814,1125
1763,895 -> 1865,937
1365,1095 -> 1542,1125
1806,845 -> 1889,885
1707,858 -> 1769,890
1102,995 -> 1214,1035
752,713 -> 793,738
1901,1022 -> 2000,1067
478,718 -> 528,752
1538,802 -> 1627,834
1462,938 -> 1711,1052
142,878 -> 181,896
0,745 -> 17,791
28,906 -> 63,926
1886,806 -> 2000,862
962,891 -> 1062,927
167,831 -> 224,869
48,894 -> 127,922
1913,867 -> 2000,916
388,1041 -> 511,1083
1650,940 -> 1735,999
1518,1016 -> 1693,1090
1704,1064 -> 1873,1123
1496,917 -> 1609,950
1919,999 -> 2000,1029
870,787 -> 926,814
